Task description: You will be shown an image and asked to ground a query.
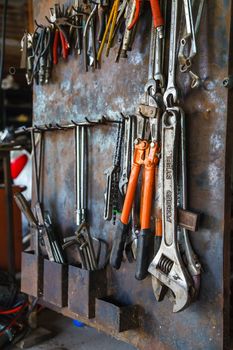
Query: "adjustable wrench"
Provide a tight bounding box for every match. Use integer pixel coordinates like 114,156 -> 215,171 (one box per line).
148,108 -> 192,312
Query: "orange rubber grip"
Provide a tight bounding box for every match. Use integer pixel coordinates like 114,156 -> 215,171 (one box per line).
156,217 -> 162,237
127,0 -> 141,30
121,162 -> 141,225
140,162 -> 155,229
121,141 -> 148,224
149,0 -> 164,28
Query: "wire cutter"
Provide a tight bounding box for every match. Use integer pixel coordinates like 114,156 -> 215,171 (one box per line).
46,4 -> 79,64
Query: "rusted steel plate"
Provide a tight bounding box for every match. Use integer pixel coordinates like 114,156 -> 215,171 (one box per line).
96,297 -> 139,332
31,0 -> 233,349
43,259 -> 68,307
68,265 -> 107,318
21,251 -> 43,297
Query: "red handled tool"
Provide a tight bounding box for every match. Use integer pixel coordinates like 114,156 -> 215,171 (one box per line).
128,0 -> 164,31
53,29 -> 69,64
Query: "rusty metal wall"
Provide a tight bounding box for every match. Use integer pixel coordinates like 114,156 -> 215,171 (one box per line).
32,0 -> 233,349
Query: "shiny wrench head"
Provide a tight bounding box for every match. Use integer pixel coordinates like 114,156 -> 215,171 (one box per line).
148,255 -> 191,312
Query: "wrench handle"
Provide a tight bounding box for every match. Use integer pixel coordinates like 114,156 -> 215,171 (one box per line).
110,221 -> 129,269
150,0 -> 164,29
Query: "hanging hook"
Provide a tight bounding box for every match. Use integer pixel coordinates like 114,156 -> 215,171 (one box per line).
85,117 -> 98,125
34,124 -> 44,132
34,20 -> 44,29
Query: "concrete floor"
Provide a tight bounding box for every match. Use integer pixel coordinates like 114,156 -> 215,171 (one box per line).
13,310 -> 137,350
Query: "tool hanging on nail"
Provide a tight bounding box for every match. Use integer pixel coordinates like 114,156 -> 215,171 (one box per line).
63,125 -> 108,270
148,0 -> 202,312
14,131 -> 65,264
104,115 -> 124,224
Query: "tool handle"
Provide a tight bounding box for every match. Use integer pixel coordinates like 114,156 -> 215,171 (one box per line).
14,192 -> 37,226
141,159 -> 155,229
149,0 -> 164,28
97,5 -> 107,43
60,31 -> 69,59
127,0 -> 141,30
135,229 -> 153,280
106,0 -> 121,56
121,162 -> 141,224
154,235 -> 161,255
110,221 -> 129,269
97,1 -> 116,61
135,149 -> 155,280
53,30 -> 59,65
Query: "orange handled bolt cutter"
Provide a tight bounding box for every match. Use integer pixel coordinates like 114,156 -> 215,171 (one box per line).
110,109 -> 161,280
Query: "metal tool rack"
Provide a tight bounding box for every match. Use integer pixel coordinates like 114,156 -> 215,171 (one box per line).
21,1 -> 233,349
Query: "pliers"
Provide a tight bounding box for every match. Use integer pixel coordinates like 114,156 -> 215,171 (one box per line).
53,29 -> 69,64
46,4 -> 80,64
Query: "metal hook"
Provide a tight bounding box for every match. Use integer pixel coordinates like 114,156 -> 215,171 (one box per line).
85,117 -> 98,125
71,6 -> 89,16
34,20 -> 44,29
89,0 -> 99,5
55,123 -> 64,130
34,124 -> 44,132
71,119 -> 79,126
120,112 -> 128,120
45,16 -> 54,25
56,123 -> 70,130
102,115 -> 123,124
44,123 -> 53,131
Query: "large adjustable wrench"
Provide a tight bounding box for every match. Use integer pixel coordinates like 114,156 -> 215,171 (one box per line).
148,108 -> 192,312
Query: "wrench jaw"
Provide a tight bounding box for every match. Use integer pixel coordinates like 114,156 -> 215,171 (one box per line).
191,274 -> 200,300
151,276 -> 168,302
148,250 -> 191,312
